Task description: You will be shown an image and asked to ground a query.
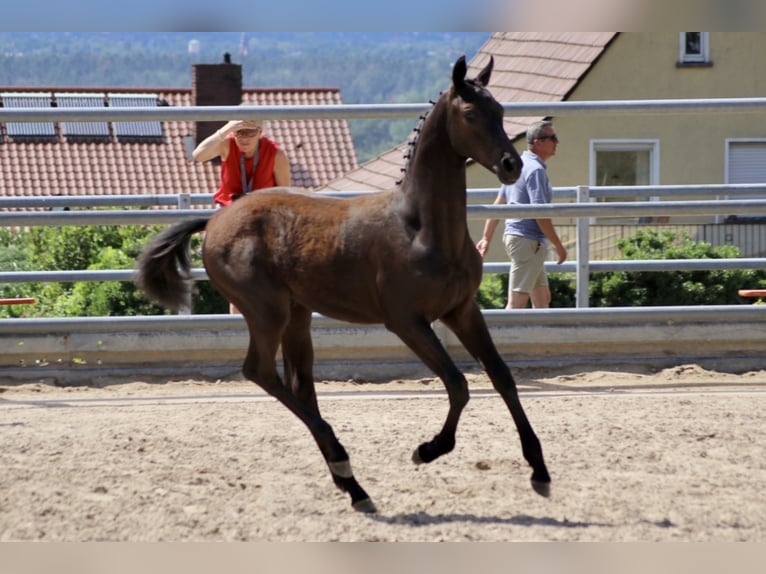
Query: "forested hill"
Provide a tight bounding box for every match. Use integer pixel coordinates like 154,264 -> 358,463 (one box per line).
0,32 -> 490,161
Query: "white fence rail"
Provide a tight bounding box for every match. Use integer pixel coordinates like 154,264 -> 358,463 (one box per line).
3,188 -> 766,308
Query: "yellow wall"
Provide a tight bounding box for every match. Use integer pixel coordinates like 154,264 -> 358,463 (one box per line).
551,32 -> 766,188
467,32 -> 766,263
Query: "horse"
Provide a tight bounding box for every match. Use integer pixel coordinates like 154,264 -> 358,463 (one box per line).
135,55 -> 550,513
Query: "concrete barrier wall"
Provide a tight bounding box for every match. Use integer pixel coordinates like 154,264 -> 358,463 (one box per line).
1,306 -> 764,384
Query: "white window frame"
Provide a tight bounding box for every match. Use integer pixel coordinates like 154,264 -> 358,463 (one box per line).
589,139 -> 660,222
589,139 -> 660,189
725,138 -> 766,188
679,32 -> 710,64
724,138 -> 766,222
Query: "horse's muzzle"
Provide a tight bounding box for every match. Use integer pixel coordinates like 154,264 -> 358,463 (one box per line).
494,152 -> 523,184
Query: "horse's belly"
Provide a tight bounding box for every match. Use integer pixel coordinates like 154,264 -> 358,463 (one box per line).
290,279 -> 382,323
294,291 -> 383,324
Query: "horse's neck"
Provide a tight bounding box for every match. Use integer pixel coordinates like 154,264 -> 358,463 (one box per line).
398,106 -> 469,253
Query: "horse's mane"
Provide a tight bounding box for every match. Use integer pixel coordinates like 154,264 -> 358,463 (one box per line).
396,96 -> 438,186
396,76 -> 485,186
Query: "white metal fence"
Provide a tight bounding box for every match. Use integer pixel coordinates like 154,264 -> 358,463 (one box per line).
3,187 -> 766,309
1,98 -> 766,379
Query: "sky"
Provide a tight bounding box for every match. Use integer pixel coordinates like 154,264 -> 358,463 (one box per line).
3,0 -> 762,32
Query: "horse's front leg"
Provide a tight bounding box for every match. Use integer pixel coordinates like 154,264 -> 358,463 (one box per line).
441,300 -> 551,497
386,317 -> 470,464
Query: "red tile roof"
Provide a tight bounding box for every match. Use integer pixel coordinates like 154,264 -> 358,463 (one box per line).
0,86 -> 358,204
320,32 -> 617,192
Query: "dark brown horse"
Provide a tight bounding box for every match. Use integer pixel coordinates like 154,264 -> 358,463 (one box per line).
136,55 -> 550,513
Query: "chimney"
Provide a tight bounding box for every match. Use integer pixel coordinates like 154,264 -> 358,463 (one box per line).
192,53 -> 242,147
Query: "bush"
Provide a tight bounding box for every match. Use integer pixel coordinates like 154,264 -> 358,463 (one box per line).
475,228 -> 766,309
0,223 -> 229,317
475,270 -> 575,309
589,228 -> 766,306
4,224 -> 764,316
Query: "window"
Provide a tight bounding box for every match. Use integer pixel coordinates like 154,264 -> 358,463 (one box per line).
725,139 -> 766,221
591,141 -> 658,188
590,140 -> 660,222
679,32 -> 710,65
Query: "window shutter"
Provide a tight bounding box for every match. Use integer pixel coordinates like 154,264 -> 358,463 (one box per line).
729,142 -> 766,191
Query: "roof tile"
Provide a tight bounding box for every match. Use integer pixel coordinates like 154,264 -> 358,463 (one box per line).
0,85 -> 358,205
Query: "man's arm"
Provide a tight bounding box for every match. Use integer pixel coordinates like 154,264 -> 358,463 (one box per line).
476,191 -> 505,258
536,218 -> 567,264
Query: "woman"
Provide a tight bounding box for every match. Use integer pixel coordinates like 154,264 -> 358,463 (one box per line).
193,119 -> 292,313
193,119 -> 291,207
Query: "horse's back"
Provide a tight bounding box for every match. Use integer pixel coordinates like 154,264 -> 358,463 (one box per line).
207,187 -> 394,243
202,188 -> 400,321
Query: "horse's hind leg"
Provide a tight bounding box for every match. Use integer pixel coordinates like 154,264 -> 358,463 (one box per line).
441,301 -> 551,497
240,308 -> 376,513
281,302 -> 319,414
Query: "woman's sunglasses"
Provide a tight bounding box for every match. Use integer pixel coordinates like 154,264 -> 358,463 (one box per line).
235,129 -> 261,138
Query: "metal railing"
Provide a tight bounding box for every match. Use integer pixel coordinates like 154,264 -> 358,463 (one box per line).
2,98 -> 766,376
3,97 -> 766,123
3,187 -> 766,309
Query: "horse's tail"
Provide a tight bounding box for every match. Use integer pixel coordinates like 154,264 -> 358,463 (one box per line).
135,217 -> 210,311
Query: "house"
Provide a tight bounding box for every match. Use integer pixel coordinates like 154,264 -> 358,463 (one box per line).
0,57 -> 358,204
322,32 -> 766,259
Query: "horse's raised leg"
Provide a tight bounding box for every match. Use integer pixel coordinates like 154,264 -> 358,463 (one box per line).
441,300 -> 551,497
386,317 -> 470,464
238,305 -> 376,513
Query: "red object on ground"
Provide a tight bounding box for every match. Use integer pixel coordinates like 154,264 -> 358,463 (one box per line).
738,289 -> 766,298
0,297 -> 36,306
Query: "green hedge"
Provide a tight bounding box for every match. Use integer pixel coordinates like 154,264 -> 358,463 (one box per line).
476,228 -> 766,309
3,225 -> 765,317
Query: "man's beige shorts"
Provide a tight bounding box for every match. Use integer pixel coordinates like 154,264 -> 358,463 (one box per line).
502,234 -> 548,294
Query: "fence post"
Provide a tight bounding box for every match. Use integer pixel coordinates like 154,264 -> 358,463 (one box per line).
178,193 -> 191,210
177,192 -> 193,314
576,185 -> 590,308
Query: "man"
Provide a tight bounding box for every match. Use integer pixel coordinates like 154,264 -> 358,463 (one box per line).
476,120 -> 568,309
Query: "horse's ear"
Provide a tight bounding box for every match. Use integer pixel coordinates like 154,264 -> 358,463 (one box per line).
452,55 -> 468,88
475,56 -> 494,87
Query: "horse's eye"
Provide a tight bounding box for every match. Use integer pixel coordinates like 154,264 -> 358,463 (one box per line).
464,110 -> 476,122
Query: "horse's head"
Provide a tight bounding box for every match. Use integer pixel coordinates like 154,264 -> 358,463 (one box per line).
448,55 -> 522,185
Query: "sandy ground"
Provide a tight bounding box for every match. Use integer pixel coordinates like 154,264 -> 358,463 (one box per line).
1,363 -> 765,542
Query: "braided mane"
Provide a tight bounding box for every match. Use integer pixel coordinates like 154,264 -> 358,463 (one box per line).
395,74 -> 484,186
396,97 -> 438,186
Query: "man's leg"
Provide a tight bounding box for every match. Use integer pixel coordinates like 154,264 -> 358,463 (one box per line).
508,289 -> 531,309
529,285 -> 552,308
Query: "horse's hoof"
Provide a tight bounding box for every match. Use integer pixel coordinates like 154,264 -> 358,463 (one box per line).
412,447 -> 424,465
531,479 -> 551,498
352,498 -> 377,513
